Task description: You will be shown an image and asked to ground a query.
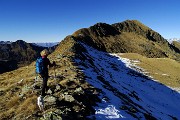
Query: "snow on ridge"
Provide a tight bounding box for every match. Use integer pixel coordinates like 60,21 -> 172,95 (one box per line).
75,42 -> 180,119
171,88 -> 180,93
112,53 -> 154,80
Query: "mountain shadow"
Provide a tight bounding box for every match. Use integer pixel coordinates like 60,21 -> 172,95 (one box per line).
0,60 -> 18,74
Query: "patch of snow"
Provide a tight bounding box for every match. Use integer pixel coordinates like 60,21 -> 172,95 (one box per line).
171,87 -> 180,93
162,74 -> 169,76
75,42 -> 180,119
133,60 -> 140,62
95,105 -> 125,119
168,38 -> 180,43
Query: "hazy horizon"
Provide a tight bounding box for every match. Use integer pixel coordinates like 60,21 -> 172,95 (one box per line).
0,0 -> 180,43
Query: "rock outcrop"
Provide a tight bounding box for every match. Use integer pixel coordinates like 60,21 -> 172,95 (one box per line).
73,20 -> 180,61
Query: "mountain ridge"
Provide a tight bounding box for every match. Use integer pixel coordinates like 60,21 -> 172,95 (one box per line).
73,20 -> 179,61
0,20 -> 180,119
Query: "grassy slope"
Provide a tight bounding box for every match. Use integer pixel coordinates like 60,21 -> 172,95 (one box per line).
0,64 -> 37,119
172,41 -> 180,50
73,25 -> 179,61
119,53 -> 180,88
0,36 -> 97,119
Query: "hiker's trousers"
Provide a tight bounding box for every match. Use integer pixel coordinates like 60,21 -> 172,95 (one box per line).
41,75 -> 48,96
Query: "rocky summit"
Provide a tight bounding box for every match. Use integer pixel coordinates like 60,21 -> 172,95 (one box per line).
0,20 -> 180,120
73,20 -> 180,61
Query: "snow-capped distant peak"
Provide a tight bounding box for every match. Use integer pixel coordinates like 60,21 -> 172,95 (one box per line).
168,38 -> 180,43
0,41 -> 12,44
33,42 -> 59,47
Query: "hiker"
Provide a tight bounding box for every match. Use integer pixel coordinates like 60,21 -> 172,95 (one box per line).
37,49 -> 55,97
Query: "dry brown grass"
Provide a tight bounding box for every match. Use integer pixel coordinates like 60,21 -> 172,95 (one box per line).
119,53 -> 180,88
0,94 -> 20,119
0,92 -> 38,120
0,63 -> 39,119
16,95 -> 37,115
6,95 -> 20,108
0,107 -> 16,120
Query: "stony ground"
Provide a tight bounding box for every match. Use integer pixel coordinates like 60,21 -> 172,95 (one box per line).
0,37 -> 99,120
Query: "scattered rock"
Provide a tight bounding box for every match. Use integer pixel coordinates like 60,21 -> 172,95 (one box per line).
55,85 -> 61,92
74,87 -> 84,94
57,54 -> 62,59
0,91 -> 4,96
43,111 -> 62,120
57,94 -> 65,101
44,95 -> 57,105
47,89 -> 53,94
64,94 -> 75,102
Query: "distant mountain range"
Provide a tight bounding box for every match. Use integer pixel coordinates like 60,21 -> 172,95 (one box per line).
168,38 -> 180,43
0,40 -> 57,73
33,42 -> 59,47
0,41 -> 59,47
0,41 -> 12,44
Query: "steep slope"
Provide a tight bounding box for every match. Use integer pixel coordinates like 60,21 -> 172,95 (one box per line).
73,20 -> 180,61
0,36 -> 99,120
172,41 -> 180,52
74,41 -> 180,119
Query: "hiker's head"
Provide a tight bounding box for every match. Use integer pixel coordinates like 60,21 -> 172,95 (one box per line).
40,49 -> 49,57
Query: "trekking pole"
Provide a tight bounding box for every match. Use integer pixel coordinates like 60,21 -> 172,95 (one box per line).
53,65 -> 56,80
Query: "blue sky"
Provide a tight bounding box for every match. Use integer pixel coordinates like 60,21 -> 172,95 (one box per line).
0,0 -> 179,43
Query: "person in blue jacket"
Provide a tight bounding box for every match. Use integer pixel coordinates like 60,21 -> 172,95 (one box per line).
40,49 -> 55,96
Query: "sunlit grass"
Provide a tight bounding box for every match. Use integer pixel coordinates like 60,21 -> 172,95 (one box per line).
119,53 -> 180,88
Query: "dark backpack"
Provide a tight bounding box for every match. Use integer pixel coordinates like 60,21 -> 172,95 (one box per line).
36,57 -> 44,74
